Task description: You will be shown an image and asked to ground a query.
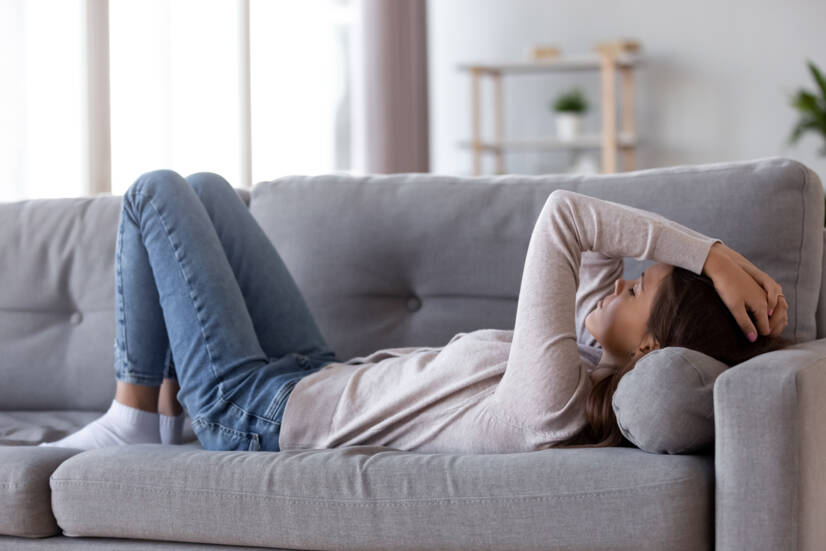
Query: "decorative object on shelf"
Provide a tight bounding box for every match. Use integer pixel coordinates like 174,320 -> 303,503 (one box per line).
567,152 -> 599,175
551,87 -> 589,141
787,59 -> 826,156
593,39 -> 641,57
530,45 -> 561,61
456,40 -> 640,176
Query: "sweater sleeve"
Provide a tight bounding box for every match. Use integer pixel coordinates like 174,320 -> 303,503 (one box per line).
575,251 -> 624,348
490,189 -> 723,440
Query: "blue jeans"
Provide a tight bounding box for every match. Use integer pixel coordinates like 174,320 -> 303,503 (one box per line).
114,169 -> 338,452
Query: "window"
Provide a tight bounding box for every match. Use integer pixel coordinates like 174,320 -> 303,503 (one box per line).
0,0 -> 87,201
1,0 -> 360,200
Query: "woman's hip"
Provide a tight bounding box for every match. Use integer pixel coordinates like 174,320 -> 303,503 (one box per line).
190,351 -> 332,452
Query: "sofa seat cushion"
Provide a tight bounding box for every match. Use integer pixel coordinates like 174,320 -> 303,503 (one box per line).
0,534 -> 283,550
0,445 -> 83,537
51,444 -> 713,551
0,410 -> 103,446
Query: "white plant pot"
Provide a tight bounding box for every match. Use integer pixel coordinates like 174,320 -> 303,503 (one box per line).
555,112 -> 583,141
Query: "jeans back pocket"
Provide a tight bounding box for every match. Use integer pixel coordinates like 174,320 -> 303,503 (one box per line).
191,417 -> 262,451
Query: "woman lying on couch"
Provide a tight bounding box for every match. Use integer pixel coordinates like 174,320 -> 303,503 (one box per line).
39,172 -> 792,453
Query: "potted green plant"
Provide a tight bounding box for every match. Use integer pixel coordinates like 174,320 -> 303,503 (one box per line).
787,59 -> 826,225
550,87 -> 589,141
788,59 -> 826,155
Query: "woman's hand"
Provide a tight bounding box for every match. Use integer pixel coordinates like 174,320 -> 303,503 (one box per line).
702,242 -> 789,341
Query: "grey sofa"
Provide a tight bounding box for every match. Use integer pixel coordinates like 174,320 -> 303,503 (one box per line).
1,156 -> 825,551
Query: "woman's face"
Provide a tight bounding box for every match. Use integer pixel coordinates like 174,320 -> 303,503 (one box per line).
585,262 -> 673,366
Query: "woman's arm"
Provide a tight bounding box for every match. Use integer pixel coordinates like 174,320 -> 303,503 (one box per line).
575,251 -> 624,348
489,189 -> 722,437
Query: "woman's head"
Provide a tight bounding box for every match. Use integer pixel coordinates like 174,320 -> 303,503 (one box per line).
584,262 -> 674,368
560,263 -> 795,448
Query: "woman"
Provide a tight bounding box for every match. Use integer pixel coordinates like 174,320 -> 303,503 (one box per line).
40,171 -> 791,453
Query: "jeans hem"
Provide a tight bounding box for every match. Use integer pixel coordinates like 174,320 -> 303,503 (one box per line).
115,372 -> 164,386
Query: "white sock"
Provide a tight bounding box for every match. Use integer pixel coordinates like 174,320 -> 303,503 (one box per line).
159,411 -> 185,445
39,399 -> 160,450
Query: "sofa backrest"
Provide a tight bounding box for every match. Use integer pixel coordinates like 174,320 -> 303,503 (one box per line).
0,188 -> 249,411
0,157 -> 821,411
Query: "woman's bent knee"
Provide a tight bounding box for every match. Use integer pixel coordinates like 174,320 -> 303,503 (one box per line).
186,172 -> 236,204
126,169 -> 188,202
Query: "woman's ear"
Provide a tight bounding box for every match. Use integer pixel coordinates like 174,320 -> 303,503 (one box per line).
633,334 -> 661,358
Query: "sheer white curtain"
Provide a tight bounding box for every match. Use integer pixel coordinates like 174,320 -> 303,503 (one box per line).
0,0 -> 361,201
0,0 -> 88,201
108,0 -> 244,194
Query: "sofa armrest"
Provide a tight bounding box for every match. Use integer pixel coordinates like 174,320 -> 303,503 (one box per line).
714,338 -> 826,551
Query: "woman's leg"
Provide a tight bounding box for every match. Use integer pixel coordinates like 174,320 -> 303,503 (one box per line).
158,376 -> 185,445
115,169 -> 338,452
39,183 -> 173,448
155,172 -> 338,444
44,169 -> 332,451
184,171 -> 337,364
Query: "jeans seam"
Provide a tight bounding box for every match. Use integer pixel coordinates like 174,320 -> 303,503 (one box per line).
114,219 -> 160,384
136,189 -> 223,389
114,213 -> 131,380
263,378 -> 297,421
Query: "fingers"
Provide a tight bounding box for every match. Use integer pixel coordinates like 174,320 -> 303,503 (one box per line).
734,304 -> 757,342
768,295 -> 789,336
751,300 -> 772,337
767,285 -> 783,316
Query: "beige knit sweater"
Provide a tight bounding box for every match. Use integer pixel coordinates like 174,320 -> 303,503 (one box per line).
278,189 -> 722,453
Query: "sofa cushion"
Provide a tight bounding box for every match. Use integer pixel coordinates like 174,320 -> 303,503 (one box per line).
612,347 -> 729,454
0,534 -> 281,550
0,445 -> 83,537
0,410 -> 102,446
0,188 -> 250,412
50,444 -> 713,551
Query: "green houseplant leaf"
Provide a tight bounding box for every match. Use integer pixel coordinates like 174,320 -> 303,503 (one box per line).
787,59 -> 826,226
788,59 -> 826,154
551,88 -> 589,113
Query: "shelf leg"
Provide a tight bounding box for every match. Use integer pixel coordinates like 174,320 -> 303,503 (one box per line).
493,70 -> 504,174
620,65 -> 636,171
471,68 -> 482,176
600,53 -> 617,174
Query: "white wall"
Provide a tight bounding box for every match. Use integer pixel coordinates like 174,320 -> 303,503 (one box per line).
427,0 -> 826,184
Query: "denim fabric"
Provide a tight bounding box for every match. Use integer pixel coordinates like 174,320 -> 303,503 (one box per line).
113,169 -> 338,452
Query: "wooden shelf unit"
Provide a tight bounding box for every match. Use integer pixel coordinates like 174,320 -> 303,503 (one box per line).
457,52 -> 640,175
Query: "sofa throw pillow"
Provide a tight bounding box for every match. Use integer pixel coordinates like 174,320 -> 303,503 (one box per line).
611,346 -> 729,454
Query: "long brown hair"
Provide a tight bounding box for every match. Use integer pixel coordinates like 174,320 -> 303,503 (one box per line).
555,266 -> 796,448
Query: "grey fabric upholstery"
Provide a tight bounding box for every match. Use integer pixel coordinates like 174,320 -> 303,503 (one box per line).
0,446 -> 82,537
0,157 -> 824,550
0,195 -> 121,411
816,227 -> 826,338
612,346 -> 729,454
0,535 -> 282,550
0,188 -> 249,412
715,337 -> 826,550
49,444 -> 714,551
